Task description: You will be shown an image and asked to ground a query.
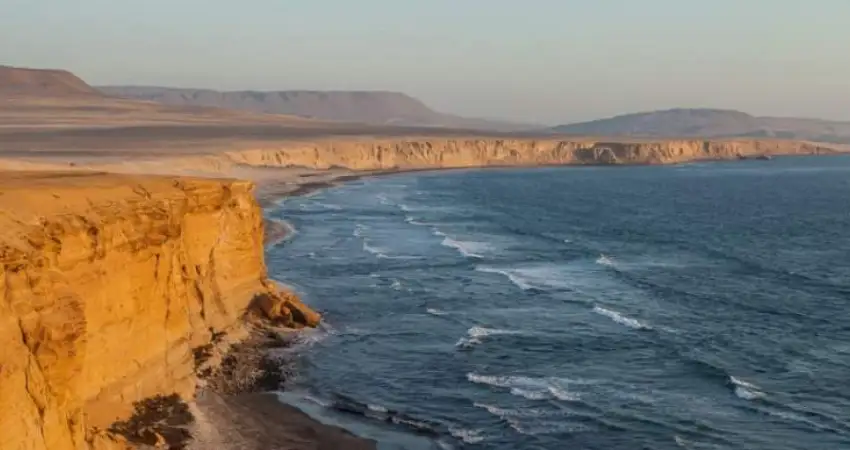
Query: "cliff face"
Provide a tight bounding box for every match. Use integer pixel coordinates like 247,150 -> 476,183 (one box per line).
225,138 -> 835,171
0,172 -> 311,450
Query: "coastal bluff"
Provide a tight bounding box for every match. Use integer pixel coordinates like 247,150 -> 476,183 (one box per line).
0,172 -> 317,450
224,138 -> 837,170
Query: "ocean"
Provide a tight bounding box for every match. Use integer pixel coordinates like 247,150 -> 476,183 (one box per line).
265,156 -> 850,450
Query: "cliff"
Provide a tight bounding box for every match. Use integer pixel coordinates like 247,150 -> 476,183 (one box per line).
222,137 -> 837,170
0,172 -> 317,450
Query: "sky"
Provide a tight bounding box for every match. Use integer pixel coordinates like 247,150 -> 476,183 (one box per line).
2,0 -> 849,124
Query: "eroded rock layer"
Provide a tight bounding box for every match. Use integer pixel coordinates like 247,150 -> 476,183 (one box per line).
225,138 -> 835,170
0,172 -> 314,450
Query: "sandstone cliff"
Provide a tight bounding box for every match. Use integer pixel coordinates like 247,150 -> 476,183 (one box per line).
3,137 -> 834,182
0,172 -> 316,450
222,137 -> 837,171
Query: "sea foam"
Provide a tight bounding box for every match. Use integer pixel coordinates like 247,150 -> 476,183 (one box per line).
730,376 -> 765,400
456,326 -> 523,348
441,236 -> 491,259
466,373 -> 580,402
592,306 -> 653,330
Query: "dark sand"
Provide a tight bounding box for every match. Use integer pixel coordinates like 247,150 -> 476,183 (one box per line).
190,392 -> 376,450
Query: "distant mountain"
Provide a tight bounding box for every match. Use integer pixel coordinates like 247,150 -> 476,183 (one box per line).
98,86 -> 535,131
551,108 -> 850,144
0,65 -> 102,97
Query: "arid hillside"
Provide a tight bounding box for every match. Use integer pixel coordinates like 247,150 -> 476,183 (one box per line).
98,86 -> 536,131
552,108 -> 850,144
0,65 -> 102,97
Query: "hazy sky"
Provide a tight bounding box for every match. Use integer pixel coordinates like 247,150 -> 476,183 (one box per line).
3,0 -> 849,124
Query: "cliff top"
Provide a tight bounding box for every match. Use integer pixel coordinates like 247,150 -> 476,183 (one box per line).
0,171 -> 249,257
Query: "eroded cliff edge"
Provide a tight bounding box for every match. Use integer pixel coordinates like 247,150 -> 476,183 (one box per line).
224,138 -> 838,170
0,172 -> 317,450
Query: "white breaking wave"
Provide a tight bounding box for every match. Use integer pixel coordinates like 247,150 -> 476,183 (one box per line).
399,203 -> 414,212
475,264 -> 591,292
390,279 -> 403,290
456,326 -> 523,348
353,224 -> 367,238
362,240 -> 390,258
596,254 -> 616,267
466,373 -> 581,402
730,376 -> 765,400
376,193 -> 391,205
303,394 -> 332,408
475,266 -> 534,290
592,306 -> 653,330
547,385 -> 580,401
441,236 -> 492,259
473,402 -> 565,435
367,403 -> 388,413
284,323 -> 336,352
510,388 -> 550,400
473,402 -> 535,418
404,216 -> 427,226
448,426 -> 485,444
362,240 -> 419,260
426,308 -> 447,316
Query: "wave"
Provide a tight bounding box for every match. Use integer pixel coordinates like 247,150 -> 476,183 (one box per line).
596,254 -> 616,267
362,240 -> 420,260
466,373 -> 580,402
472,402 -> 577,436
592,306 -> 653,330
303,392 -> 442,437
730,376 -> 765,400
426,308 -> 448,316
475,264 -> 593,292
390,279 -> 403,290
448,426 -> 484,444
265,218 -> 297,246
362,240 -> 390,258
475,266 -> 534,290
353,224 -> 367,238
376,193 -> 392,205
441,236 -> 492,259
404,216 -> 428,226
473,402 -> 540,418
282,322 -> 336,352
456,326 -> 523,348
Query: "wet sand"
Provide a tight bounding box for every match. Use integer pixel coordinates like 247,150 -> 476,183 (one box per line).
189,392 -> 376,450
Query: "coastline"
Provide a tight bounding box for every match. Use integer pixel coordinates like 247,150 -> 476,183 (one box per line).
245,153 -> 850,449
180,175 -> 386,450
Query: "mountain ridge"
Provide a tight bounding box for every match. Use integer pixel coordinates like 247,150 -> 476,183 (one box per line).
0,65 -> 102,97
552,108 -> 850,144
98,85 -> 536,131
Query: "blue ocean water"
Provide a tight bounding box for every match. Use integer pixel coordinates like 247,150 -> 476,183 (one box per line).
265,156 -> 850,450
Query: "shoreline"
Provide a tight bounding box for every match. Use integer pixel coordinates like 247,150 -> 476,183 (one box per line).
225,153 -> 850,450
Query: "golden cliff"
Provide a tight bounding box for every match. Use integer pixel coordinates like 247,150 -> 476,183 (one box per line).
0,172 -> 317,450
223,138 -> 837,170
0,138 -> 840,180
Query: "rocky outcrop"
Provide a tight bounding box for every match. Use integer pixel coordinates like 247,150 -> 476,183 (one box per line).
0,172 -> 318,450
224,138 -> 837,171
